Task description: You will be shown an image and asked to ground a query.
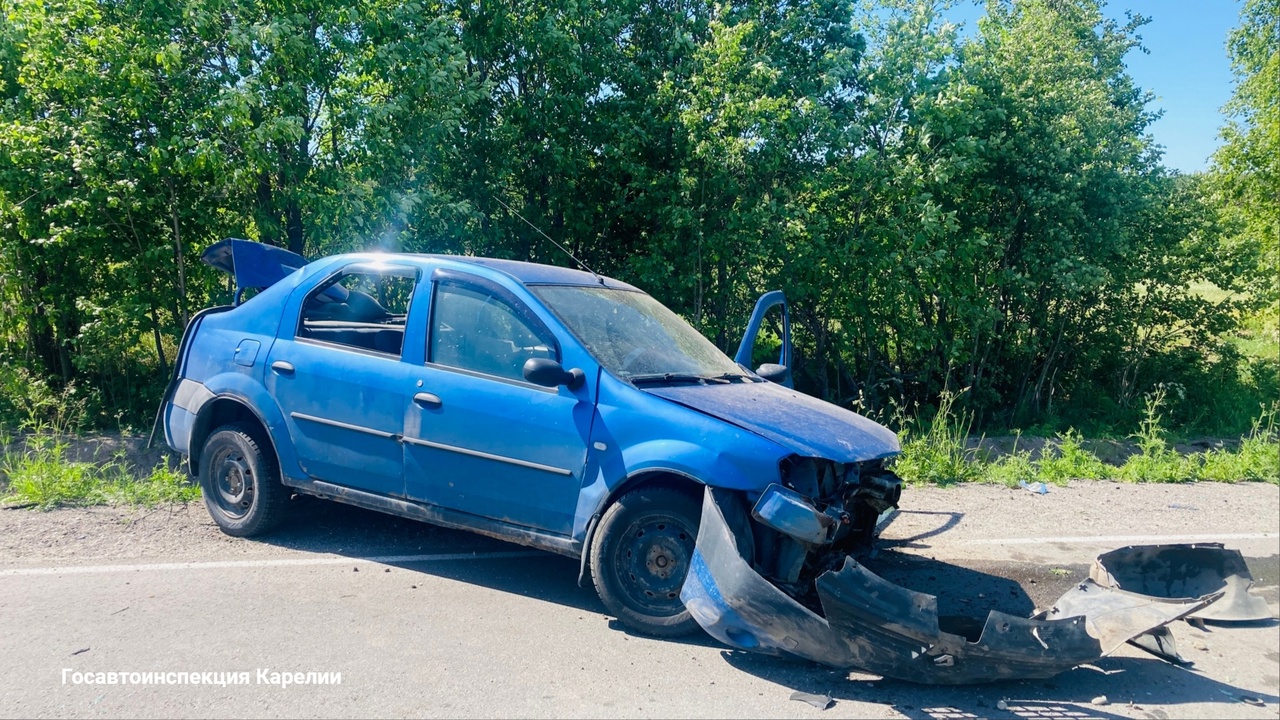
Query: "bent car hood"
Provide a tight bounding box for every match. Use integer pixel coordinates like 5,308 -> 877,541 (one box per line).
644,381 -> 899,463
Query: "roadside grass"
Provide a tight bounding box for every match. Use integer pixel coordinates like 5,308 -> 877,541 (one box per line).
890,391 -> 982,486
1,387 -> 1275,509
979,445 -> 1037,486
894,391 -> 1279,486
0,432 -> 197,509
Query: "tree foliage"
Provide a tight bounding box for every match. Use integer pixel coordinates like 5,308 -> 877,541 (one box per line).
0,0 -> 1269,434
1212,0 -> 1278,304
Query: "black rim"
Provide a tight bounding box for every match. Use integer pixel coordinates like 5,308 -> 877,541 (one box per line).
610,512 -> 695,616
208,445 -> 255,519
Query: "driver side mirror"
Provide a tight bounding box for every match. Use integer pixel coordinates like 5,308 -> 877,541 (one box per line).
755,363 -> 791,385
523,357 -> 585,390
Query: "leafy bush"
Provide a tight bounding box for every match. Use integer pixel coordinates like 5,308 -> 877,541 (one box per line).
1199,404 -> 1279,483
0,435 -> 103,507
981,447 -> 1038,487
112,463 -> 202,506
0,367 -> 87,433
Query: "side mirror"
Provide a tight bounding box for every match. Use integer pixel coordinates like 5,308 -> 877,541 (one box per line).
523,357 -> 585,389
755,363 -> 791,385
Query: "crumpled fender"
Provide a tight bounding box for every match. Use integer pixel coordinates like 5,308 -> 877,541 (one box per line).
680,487 -> 1218,685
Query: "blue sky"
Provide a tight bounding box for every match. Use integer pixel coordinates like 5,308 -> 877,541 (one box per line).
948,0 -> 1241,173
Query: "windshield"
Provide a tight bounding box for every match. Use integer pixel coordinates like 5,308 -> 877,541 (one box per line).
532,286 -> 749,383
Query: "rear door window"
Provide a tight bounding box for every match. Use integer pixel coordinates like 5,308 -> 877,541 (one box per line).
298,264 -> 418,357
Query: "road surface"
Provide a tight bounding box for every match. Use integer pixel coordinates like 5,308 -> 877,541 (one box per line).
1,481 -> 1277,719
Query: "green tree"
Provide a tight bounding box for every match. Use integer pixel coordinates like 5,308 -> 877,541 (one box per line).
1212,0 -> 1278,304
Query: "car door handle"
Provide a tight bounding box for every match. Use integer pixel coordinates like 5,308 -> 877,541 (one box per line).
413,392 -> 442,409
271,361 -> 295,376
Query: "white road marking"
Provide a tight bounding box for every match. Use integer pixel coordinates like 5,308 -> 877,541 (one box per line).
4,534 -> 1275,579
966,532 -> 1277,546
0,550 -> 545,577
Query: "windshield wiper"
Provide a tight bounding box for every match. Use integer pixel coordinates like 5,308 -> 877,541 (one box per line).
630,373 -> 724,386
709,372 -> 754,383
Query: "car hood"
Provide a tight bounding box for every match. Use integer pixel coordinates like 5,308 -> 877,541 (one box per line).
643,381 -> 899,463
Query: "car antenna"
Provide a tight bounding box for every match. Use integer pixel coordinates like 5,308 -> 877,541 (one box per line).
491,195 -> 605,285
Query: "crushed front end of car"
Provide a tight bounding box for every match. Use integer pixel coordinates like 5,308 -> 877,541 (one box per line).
681,484 -> 1254,685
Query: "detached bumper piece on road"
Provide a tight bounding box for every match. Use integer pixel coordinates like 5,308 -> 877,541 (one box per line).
680,488 -> 1259,685
1092,543 -> 1272,623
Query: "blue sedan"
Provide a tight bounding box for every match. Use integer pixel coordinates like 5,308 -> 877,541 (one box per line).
162,239 -> 902,637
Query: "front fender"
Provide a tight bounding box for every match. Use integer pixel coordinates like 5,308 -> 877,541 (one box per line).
619,438 -> 772,492
573,433 -> 786,544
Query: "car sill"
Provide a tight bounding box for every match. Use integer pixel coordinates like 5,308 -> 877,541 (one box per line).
287,478 -> 580,558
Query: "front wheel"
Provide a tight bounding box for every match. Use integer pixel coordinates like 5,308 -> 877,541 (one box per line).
589,486 -> 702,637
198,423 -> 288,537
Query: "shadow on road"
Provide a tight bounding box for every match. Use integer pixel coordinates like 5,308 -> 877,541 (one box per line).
251,496 -> 730,648
722,649 -> 1280,719
245,496 -> 1065,650
250,496 -> 603,612
878,509 -> 966,547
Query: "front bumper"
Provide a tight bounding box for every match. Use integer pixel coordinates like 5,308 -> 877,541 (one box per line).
680,488 -> 1222,685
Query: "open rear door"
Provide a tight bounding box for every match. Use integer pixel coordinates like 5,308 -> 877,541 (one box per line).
734,290 -> 793,387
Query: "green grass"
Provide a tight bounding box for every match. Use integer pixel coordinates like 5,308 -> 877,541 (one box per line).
1115,388 -> 1199,483
1037,429 -> 1112,483
892,391 -> 1279,486
980,443 -> 1037,487
2,389 -> 1275,511
0,434 -> 198,509
891,390 -> 982,486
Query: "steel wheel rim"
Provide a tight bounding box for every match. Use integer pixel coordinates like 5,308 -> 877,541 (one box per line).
612,513 -> 695,616
210,447 -> 254,518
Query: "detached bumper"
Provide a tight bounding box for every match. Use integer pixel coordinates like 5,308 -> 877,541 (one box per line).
680,488 -> 1220,685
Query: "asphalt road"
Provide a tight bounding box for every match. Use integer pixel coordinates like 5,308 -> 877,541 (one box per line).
1,481 -> 1277,719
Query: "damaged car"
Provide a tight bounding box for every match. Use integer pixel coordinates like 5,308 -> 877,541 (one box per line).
161,240 -> 1266,683
160,239 -> 903,637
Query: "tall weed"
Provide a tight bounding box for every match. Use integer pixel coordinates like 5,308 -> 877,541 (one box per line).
1,434 -> 105,507
980,432 -> 1038,487
891,390 -> 981,485
1035,429 -> 1110,484
0,367 -> 87,433
1,434 -> 197,508
1199,404 -> 1279,483
1118,388 -> 1199,482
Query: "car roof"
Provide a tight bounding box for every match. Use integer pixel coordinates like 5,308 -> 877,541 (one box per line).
410,254 -> 641,292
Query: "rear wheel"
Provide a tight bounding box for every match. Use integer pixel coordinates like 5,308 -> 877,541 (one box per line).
199,423 -> 288,537
589,486 -> 702,637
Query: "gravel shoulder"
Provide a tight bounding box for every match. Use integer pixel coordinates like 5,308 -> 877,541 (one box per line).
3,479 -> 1275,568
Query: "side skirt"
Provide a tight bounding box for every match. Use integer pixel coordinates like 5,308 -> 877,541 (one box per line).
284,477 -> 581,559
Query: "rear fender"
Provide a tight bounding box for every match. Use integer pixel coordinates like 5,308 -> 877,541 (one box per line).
190,373 -> 300,483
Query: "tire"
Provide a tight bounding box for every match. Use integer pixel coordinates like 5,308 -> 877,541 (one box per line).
589,485 -> 703,637
198,423 -> 288,537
